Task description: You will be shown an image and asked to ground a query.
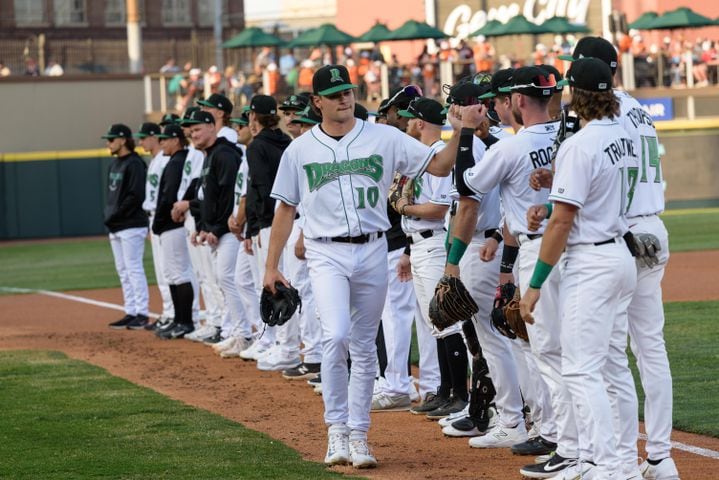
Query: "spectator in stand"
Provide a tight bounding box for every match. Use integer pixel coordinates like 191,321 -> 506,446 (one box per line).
456,39 -> 475,78
265,63 -> 280,95
254,47 -> 274,75
279,49 -> 297,77
297,59 -> 315,92
24,57 -> 40,76
208,66 -> 222,94
160,57 -> 180,74
179,68 -> 203,112
0,60 -> 10,76
533,43 -> 547,66
364,61 -> 382,102
44,59 -> 64,76
474,36 -> 495,74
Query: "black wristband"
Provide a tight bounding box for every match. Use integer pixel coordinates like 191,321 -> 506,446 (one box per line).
404,244 -> 411,256
455,128 -> 476,197
500,245 -> 519,273
491,230 -> 503,244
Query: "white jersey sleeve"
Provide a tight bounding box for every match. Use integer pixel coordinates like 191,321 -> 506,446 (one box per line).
143,152 -> 170,213
271,148 -> 301,207
218,126 -> 239,144
177,146 -> 205,201
232,160 -> 249,216
392,127 -> 436,180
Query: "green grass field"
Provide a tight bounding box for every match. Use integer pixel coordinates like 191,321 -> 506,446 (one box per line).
0,350 -> 353,480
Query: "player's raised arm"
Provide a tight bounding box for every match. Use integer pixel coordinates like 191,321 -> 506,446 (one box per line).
425,104 -> 485,177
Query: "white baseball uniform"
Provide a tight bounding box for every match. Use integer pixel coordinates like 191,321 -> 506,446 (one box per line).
144,151 -> 174,319
616,90 -> 673,464
463,122 -> 573,454
271,119 -> 436,433
453,136 -> 526,431
550,117 -> 638,477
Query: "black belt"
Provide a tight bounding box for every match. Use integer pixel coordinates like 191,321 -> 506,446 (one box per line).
406,229 -> 435,245
594,238 -> 617,246
484,228 -> 497,239
331,231 -> 384,244
527,233 -> 543,240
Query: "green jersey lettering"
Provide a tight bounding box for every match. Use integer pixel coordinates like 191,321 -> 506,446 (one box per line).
304,155 -> 384,192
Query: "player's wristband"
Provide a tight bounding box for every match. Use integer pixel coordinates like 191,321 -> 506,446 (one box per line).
500,245 -> 519,273
447,238 -> 468,266
529,259 -> 554,289
491,230 -> 503,244
404,244 -> 411,256
544,202 -> 553,219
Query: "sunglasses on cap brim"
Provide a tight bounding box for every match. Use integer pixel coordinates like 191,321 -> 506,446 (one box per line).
388,84 -> 423,106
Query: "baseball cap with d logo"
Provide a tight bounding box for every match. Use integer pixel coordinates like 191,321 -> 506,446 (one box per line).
313,65 -> 357,96
499,66 -> 557,98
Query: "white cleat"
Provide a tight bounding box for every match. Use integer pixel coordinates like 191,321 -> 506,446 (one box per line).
324,425 -> 349,466
349,438 -> 377,469
639,457 -> 680,480
468,422 -> 528,449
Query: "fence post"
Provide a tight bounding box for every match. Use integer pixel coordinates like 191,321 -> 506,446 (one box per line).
144,75 -> 153,114
160,75 -> 167,113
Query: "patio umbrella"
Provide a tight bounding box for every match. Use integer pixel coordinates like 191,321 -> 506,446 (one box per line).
648,7 -> 715,30
493,15 -> 543,36
287,24 -> 356,48
628,12 -> 659,30
468,20 -> 505,38
388,20 -> 448,41
357,23 -> 394,43
538,16 -> 591,34
222,27 -> 285,48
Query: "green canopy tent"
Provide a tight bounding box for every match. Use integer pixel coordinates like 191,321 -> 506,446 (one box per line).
492,15 -> 543,36
222,27 -> 286,48
647,7 -> 715,29
287,24 -> 356,48
468,20 -> 505,38
627,12 -> 659,30
357,23 -> 394,43
388,20 -> 448,40
538,16 -> 591,34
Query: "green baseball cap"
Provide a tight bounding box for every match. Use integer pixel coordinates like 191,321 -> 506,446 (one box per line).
312,65 -> 356,96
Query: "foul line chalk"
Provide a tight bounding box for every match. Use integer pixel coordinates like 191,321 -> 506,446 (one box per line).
3,287 -> 719,460
0,286 -> 159,319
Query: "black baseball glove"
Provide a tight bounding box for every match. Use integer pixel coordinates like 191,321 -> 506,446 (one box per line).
429,275 -> 479,330
490,282 -> 528,342
260,282 -> 301,327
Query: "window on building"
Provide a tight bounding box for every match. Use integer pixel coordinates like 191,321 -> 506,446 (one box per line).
162,0 -> 191,26
197,0 -> 229,27
14,0 -> 46,25
54,0 -> 86,25
105,0 -> 145,26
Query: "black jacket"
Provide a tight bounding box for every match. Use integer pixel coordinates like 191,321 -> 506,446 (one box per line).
152,150 -> 188,235
245,128 -> 292,233
386,201 -> 408,252
104,152 -> 148,233
198,137 -> 242,238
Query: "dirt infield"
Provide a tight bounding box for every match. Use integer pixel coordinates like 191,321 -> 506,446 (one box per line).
0,250 -> 718,479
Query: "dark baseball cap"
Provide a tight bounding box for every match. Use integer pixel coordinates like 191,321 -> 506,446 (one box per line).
354,103 -> 369,121
376,98 -> 391,116
101,123 -> 132,139
197,93 -> 233,114
290,106 -> 322,125
160,113 -> 180,126
385,84 -> 422,110
180,106 -> 201,126
560,36 -> 618,73
446,81 -> 491,106
564,57 -> 613,92
279,93 -> 310,111
313,64 -> 357,96
250,95 -> 278,115
230,106 -> 251,126
479,68 -> 515,99
539,64 -> 564,91
398,97 -> 446,126
157,123 -> 186,139
182,109 -> 215,125
499,66 -> 557,98
133,122 -> 161,138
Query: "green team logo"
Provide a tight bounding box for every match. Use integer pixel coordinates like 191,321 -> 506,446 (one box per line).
304,155 -> 383,192
414,177 -> 423,199
108,172 -> 123,191
329,68 -> 343,83
184,160 -> 192,175
236,171 -> 244,190
148,173 -> 159,187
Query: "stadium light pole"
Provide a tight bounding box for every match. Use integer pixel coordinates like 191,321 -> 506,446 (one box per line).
127,0 -> 143,73
214,0 -> 224,71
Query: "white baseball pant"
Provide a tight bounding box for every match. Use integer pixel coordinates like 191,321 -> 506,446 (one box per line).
159,227 -> 194,285
628,214 -> 673,461
253,226 -> 277,347
108,226 -> 149,317
149,224 -> 174,318
460,235 -> 525,428
214,233 -> 253,339
233,246 -> 261,338
559,241 -> 637,477
306,236 -> 388,432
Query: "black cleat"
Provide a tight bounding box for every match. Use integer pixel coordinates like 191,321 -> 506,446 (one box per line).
126,314 -> 149,330
109,315 -> 135,329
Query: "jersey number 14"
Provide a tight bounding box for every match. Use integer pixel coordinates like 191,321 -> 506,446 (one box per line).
622,135 -> 661,212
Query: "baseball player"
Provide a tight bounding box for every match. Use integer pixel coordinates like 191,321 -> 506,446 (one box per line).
102,124 -> 150,330
390,97 -> 468,418
279,93 -> 311,138
263,65 -> 462,468
153,123 -> 195,338
135,122 -> 174,329
559,37 -> 679,480
455,67 -> 577,459
173,107 -> 225,342
520,57 -> 638,479
198,93 -> 239,143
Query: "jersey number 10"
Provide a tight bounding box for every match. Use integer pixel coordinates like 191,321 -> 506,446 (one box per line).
355,186 -> 380,209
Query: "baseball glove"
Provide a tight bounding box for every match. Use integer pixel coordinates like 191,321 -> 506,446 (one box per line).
504,288 -> 529,342
624,231 -> 661,268
490,283 -> 529,342
429,275 -> 478,330
260,282 -> 301,327
388,173 -> 415,214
